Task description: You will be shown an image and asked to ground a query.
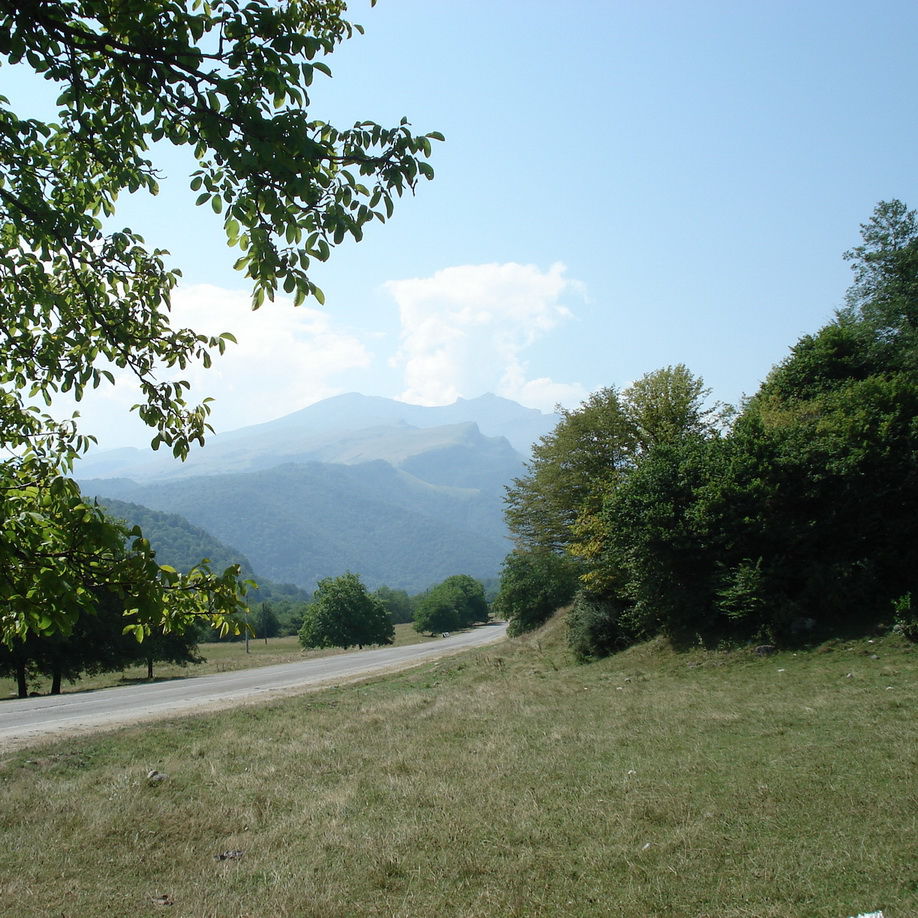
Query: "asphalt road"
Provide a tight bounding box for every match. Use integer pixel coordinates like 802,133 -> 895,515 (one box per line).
0,622 -> 508,748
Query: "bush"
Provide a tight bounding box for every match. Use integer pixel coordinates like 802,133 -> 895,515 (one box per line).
566,592 -> 636,661
893,593 -> 918,642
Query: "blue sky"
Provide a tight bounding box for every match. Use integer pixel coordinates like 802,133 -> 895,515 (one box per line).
8,0 -> 918,447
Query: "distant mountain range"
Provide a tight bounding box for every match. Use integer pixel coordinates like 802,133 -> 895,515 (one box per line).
79,394 -> 558,594
76,392 -> 556,481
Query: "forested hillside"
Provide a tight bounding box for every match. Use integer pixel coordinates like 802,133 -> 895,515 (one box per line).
85,460 -> 511,593
97,499 -> 309,605
99,499 -> 256,578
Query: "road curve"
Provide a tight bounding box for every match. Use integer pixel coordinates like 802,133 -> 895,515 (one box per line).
0,622 -> 508,749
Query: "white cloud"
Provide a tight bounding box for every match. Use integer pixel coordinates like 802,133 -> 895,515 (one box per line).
384,262 -> 586,411
57,284 -> 371,447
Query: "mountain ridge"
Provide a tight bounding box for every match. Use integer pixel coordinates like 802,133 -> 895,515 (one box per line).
76,392 -> 557,481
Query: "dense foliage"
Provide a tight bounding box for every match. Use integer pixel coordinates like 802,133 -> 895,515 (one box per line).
299,572 -> 394,650
0,589 -> 201,696
503,201 -> 918,656
0,0 -> 438,644
412,575 -> 490,634
492,550 -> 581,637
374,586 -> 415,624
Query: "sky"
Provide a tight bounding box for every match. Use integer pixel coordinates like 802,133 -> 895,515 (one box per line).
7,0 -> 918,449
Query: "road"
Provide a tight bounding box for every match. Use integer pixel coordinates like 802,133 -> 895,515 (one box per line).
0,622 -> 508,749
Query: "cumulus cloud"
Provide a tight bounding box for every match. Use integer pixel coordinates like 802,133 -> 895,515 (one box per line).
59,284 -> 370,446
384,262 -> 586,411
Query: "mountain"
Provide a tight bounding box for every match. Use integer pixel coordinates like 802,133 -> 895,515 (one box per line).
96,498 -> 309,603
75,393 -> 557,482
83,461 -> 512,594
99,497 -> 257,577
77,393 -> 555,593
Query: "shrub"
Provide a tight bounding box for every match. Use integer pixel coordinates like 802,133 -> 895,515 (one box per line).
566,592 -> 636,661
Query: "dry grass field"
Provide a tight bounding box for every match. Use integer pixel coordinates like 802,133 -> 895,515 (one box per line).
0,613 -> 915,918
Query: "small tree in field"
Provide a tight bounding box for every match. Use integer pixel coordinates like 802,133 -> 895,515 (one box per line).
413,575 -> 489,634
299,573 -> 394,650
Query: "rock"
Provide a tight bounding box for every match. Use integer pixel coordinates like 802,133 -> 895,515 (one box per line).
147,769 -> 168,785
754,645 -> 777,656
214,850 -> 245,861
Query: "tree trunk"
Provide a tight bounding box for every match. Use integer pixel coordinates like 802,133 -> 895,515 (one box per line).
50,667 -> 62,695
16,661 -> 27,699
147,655 -> 154,680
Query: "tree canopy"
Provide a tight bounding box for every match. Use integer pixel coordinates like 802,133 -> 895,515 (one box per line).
505,202 -> 918,656
413,575 -> 489,634
505,365 -> 718,554
299,572 -> 394,650
0,0 -> 439,643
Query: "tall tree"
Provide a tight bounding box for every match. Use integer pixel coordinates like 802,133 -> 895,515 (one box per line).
0,0 -> 439,643
505,366 -> 717,554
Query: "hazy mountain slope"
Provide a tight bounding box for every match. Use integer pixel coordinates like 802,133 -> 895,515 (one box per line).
95,498 -> 310,603
240,392 -> 557,453
83,461 -> 512,593
76,393 -> 555,482
97,497 -> 256,577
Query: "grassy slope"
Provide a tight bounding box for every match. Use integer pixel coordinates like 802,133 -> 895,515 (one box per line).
0,615 -> 915,918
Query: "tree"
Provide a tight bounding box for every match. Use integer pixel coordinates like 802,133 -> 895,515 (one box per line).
492,550 -> 581,637
134,628 -> 203,681
0,0 -> 439,643
374,585 -> 414,624
413,575 -> 489,634
254,602 -> 281,643
299,573 -> 394,650
842,199 -> 918,348
504,387 -> 633,552
0,588 -> 203,695
565,202 -> 918,657
505,366 -> 719,554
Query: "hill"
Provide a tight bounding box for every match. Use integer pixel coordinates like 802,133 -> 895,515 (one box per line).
83,459 -> 513,594
97,498 -> 308,604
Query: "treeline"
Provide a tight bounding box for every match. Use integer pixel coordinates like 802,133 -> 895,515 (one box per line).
219,575 -> 495,648
293,572 -> 492,650
0,591 -> 201,697
495,201 -> 918,656
1,572 -> 495,697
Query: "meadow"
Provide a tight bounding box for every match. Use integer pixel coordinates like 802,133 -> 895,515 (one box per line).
0,614 -> 915,918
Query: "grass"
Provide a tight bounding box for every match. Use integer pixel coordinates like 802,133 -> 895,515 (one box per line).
0,615 -> 915,918
1,623 -> 436,699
